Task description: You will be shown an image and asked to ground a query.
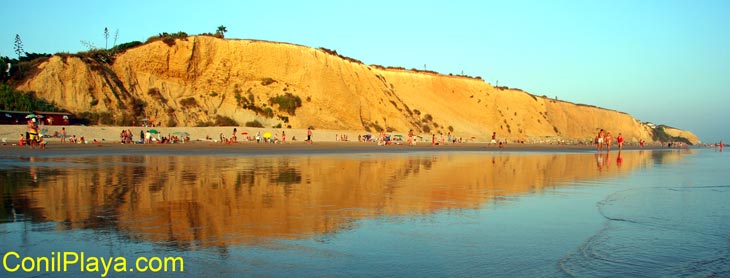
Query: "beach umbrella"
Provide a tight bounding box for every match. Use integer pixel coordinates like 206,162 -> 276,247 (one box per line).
394,134 -> 403,138
4,113 -> 11,118
173,131 -> 189,137
25,114 -> 37,119
263,132 -> 272,138
241,131 -> 248,135
141,118 -> 149,122
62,115 -> 69,120
148,129 -> 160,134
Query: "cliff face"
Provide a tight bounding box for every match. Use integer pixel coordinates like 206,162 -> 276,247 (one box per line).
17,36 -> 697,143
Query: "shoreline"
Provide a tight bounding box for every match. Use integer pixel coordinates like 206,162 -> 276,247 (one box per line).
1,139 -> 675,158
0,124 -> 683,157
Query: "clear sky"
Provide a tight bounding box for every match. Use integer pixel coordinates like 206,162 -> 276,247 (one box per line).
2,0 -> 728,142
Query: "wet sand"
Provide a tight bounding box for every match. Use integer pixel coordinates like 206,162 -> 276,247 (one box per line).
0,140 -> 658,157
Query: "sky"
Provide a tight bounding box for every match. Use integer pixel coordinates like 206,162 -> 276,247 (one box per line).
2,0 -> 728,142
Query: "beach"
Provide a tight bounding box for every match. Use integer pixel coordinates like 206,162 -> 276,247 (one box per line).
0,124 -> 663,157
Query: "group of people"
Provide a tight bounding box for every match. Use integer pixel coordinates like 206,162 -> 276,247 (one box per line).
21,119 -> 44,149
217,128 -> 312,144
595,129 -> 624,151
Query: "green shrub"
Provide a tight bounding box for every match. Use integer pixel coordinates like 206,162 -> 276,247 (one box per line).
89,99 -> 99,106
652,126 -> 692,145
110,41 -> 143,53
214,115 -> 238,126
269,93 -> 302,115
423,114 -> 432,121
261,77 -> 275,86
263,107 -> 274,118
196,121 -> 213,127
0,84 -> 61,111
245,120 -> 264,128
179,97 -> 197,107
146,32 -> 188,46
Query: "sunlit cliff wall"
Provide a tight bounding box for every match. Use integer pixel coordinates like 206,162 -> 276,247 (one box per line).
17,36 -> 697,143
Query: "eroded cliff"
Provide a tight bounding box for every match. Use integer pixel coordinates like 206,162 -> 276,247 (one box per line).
16,36 -> 697,143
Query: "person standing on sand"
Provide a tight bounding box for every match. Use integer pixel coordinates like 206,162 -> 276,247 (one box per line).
408,129 -> 414,146
491,132 -> 497,145
60,127 -> 67,143
432,133 -> 436,145
282,131 -> 286,143
596,129 -> 605,151
617,133 -> 624,150
605,132 -> 613,152
306,128 -> 313,144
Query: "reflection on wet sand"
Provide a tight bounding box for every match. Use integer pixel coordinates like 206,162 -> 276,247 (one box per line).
3,150 -> 689,248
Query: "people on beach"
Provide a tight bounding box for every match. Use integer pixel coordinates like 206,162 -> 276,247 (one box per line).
306,127 -> 313,144
60,127 -> 67,143
408,129 -> 415,146
617,133 -> 624,150
27,119 -> 40,149
605,132 -> 613,151
596,129 -> 605,151
282,131 -> 286,143
491,132 -> 497,145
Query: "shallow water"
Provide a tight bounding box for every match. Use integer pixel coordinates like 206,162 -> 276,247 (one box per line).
0,149 -> 727,277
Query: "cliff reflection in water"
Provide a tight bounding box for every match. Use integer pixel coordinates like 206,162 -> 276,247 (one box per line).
4,150 -> 686,248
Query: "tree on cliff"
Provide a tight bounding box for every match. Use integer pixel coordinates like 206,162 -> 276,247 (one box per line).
14,34 -> 24,59
215,25 -> 227,38
104,27 -> 109,49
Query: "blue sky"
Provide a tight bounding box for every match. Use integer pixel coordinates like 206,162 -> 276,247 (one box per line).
2,0 -> 728,142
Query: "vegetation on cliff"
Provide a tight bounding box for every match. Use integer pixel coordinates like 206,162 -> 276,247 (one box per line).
0,84 -> 61,112
652,125 -> 693,145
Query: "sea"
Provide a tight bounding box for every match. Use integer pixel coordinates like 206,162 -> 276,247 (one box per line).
0,148 -> 728,277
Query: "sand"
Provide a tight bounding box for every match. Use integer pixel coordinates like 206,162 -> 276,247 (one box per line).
0,124 -> 668,158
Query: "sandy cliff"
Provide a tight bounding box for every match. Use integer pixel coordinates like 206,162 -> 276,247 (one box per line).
16,36 -> 697,143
